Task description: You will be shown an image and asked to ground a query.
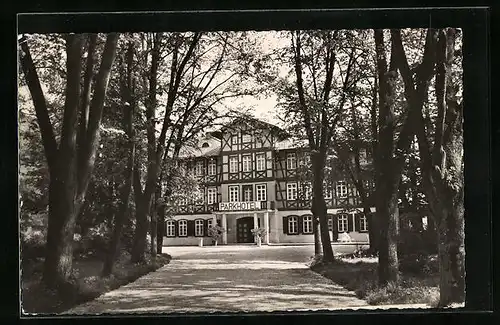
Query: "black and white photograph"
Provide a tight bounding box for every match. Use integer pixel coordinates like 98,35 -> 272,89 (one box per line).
17,10 -> 475,316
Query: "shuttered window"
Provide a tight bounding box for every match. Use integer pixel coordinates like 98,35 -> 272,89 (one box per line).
288,216 -> 298,234
166,220 -> 176,237
195,219 -> 204,237
337,214 -> 348,232
178,220 -> 188,237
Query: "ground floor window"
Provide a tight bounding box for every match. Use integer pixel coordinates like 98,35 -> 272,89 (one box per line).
207,219 -> 213,228
302,215 -> 313,233
178,220 -> 188,237
327,216 -> 333,231
288,215 -> 298,234
338,214 -> 348,232
359,214 -> 368,232
195,219 -> 204,236
166,220 -> 175,237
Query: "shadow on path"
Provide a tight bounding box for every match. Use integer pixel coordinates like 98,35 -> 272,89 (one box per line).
66,246 -> 368,314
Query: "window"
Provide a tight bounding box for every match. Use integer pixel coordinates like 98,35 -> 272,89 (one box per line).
195,160 -> 204,176
336,181 -> 348,198
359,215 -> 368,232
166,220 -> 176,237
287,183 -> 298,200
256,153 -> 266,171
178,195 -> 187,206
303,215 -> 313,234
286,153 -> 297,170
229,186 -> 239,202
288,216 -> 298,234
208,159 -> 217,176
327,217 -> 333,231
243,185 -> 253,202
202,142 -> 209,148
195,219 -> 204,237
242,133 -> 252,143
207,187 -> 217,204
338,214 -> 348,232
207,219 -> 213,229
324,185 -> 333,199
229,155 -> 239,173
242,155 -> 252,172
178,220 -> 188,237
359,148 -> 367,163
231,135 -> 238,146
194,189 -> 204,204
302,182 -> 312,200
256,184 -> 267,201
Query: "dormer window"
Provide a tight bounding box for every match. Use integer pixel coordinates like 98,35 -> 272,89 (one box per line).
202,142 -> 209,148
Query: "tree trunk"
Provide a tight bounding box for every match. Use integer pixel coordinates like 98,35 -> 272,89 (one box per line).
313,217 -> 321,256
156,207 -> 165,254
131,194 -> 150,263
150,188 -> 158,257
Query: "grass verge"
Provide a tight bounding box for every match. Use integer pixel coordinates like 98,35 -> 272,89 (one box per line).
21,251 -> 171,314
310,254 -> 440,306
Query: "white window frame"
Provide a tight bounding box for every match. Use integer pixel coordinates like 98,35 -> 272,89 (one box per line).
359,214 -> 368,232
256,184 -> 267,202
303,215 -> 313,234
229,155 -> 239,173
178,195 -> 188,206
242,133 -> 252,143
207,219 -> 213,229
243,186 -> 253,202
195,219 -> 204,237
178,220 -> 188,237
324,184 -> 333,199
194,189 -> 204,204
166,220 -> 176,237
207,187 -> 217,205
287,182 -> 298,201
338,214 -> 348,233
302,181 -> 312,200
229,186 -> 239,202
231,135 -> 239,146
327,217 -> 333,231
256,153 -> 266,171
286,152 -> 297,170
336,181 -> 348,198
242,154 -> 252,172
288,216 -> 298,234
207,159 -> 217,176
195,160 -> 204,176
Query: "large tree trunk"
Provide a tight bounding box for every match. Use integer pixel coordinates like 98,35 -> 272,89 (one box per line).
131,192 -> 151,263
376,183 -> 400,285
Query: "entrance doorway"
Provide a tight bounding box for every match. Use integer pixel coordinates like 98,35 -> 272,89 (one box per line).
236,216 -> 254,243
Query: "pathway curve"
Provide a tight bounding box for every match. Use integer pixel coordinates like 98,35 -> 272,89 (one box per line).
65,245 -> 369,314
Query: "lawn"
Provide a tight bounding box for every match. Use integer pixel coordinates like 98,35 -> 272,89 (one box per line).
310,253 -> 441,306
21,251 -> 171,314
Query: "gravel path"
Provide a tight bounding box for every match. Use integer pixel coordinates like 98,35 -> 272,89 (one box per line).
65,245 -> 370,314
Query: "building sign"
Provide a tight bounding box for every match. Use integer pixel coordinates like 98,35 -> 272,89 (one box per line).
219,201 -> 262,211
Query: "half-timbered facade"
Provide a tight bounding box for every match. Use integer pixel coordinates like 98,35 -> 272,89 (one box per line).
163,117 -> 375,246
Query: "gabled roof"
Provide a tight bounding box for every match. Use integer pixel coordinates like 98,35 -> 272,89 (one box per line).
178,134 -> 221,159
219,115 -> 289,141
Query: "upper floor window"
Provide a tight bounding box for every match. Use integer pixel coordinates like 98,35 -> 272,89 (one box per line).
256,153 -> 266,171
231,135 -> 239,146
336,181 -> 348,198
178,220 -> 188,237
288,216 -> 298,234
242,133 -> 252,143
207,187 -> 217,205
195,219 -> 204,237
207,159 -> 217,176
286,153 -> 297,170
229,155 -> 239,173
338,214 -> 348,232
256,184 -> 267,201
324,184 -> 333,199
287,182 -> 298,201
302,181 -> 312,200
242,155 -> 252,172
243,185 -> 253,202
229,186 -> 239,202
194,189 -> 204,204
195,160 -> 204,176
166,220 -> 176,237
303,215 -> 313,234
178,195 -> 188,206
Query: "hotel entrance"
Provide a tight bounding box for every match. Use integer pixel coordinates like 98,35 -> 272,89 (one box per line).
236,216 -> 254,243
